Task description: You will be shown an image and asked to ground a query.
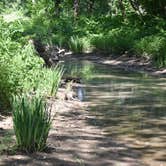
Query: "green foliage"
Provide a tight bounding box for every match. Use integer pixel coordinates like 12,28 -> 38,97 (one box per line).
0,0 -> 166,112
65,62 -> 94,81
107,27 -> 138,53
91,27 -> 138,54
35,66 -> 64,97
68,36 -> 84,53
0,19 -> 43,110
0,18 -> 63,110
12,96 -> 52,152
0,60 -> 13,109
135,35 -> 166,67
91,34 -> 111,52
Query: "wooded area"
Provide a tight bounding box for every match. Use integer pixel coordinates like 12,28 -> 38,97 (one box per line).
0,1 -> 166,165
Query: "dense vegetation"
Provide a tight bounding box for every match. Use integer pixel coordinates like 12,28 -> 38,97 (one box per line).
1,1 -> 166,66
0,0 -> 166,152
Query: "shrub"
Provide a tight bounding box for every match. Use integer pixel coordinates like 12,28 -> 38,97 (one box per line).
12,96 -> 52,152
0,59 -> 13,109
0,40 -> 43,110
134,35 -> 166,67
71,36 -> 92,53
108,28 -> 138,53
68,36 -> 84,53
91,34 -> 110,52
91,27 -> 138,54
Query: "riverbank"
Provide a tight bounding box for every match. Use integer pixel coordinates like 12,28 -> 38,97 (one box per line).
0,55 -> 166,166
62,53 -> 166,77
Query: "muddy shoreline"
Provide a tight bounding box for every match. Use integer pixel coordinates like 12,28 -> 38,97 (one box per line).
62,53 -> 166,77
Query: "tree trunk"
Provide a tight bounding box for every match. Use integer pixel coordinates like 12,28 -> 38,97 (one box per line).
88,0 -> 95,14
74,0 -> 79,18
129,0 -> 144,20
119,0 -> 126,18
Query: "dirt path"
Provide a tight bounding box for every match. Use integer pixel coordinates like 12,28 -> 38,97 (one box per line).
0,98 -> 147,166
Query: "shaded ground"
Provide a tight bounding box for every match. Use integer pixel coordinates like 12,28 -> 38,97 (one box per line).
0,99 -> 147,166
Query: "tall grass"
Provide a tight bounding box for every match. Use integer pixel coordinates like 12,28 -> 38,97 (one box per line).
68,36 -> 84,53
0,18 -> 64,110
12,96 -> 52,152
49,66 -> 64,96
29,66 -> 64,97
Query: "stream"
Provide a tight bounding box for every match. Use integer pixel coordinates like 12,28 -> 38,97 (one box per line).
65,59 -> 166,165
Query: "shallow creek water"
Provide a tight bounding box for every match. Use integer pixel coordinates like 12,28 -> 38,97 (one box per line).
65,60 -> 166,165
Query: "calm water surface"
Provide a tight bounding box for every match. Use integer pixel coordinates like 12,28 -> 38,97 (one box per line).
65,60 -> 166,165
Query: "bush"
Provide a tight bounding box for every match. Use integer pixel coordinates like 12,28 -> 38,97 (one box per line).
91,27 -> 138,54
91,34 -> 111,52
108,28 -> 138,53
134,35 -> 166,67
68,36 -> 84,53
0,18 -> 65,110
0,19 -> 42,109
12,96 -> 52,152
0,59 -> 13,109
0,41 -> 43,109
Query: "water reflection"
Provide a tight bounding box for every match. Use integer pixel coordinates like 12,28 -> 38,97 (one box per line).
77,86 -> 85,101
65,60 -> 166,164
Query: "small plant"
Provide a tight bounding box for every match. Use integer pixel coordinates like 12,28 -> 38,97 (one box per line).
68,36 -> 84,53
12,96 -> 52,152
50,66 -> 64,96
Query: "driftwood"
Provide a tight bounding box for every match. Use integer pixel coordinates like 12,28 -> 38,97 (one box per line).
29,39 -> 65,67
